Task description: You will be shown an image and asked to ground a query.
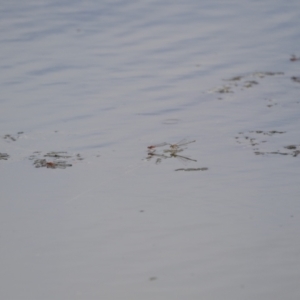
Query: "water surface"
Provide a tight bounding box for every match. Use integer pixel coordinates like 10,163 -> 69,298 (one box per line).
1,1 -> 300,299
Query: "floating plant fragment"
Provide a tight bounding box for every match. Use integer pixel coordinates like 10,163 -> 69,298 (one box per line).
236,131 -> 300,157
252,72 -> 284,78
33,159 -> 72,169
291,76 -> 300,83
2,132 -> 24,142
209,71 -> 284,95
0,153 -> 9,160
290,55 -> 300,62
0,131 -> 90,169
44,151 -> 72,159
29,151 -> 83,169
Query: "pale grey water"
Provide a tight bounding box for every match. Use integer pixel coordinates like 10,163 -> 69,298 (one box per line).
1,1 -> 300,299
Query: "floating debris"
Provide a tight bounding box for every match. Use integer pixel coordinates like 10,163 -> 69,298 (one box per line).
175,168 -> 208,171
284,145 -> 300,157
265,98 -> 278,108
33,159 -> 72,169
0,131 -> 91,170
227,76 -> 243,81
76,153 -> 84,160
209,71 -> 284,95
149,277 -> 157,281
0,153 -> 9,160
254,151 -> 288,156
214,86 -> 233,94
243,80 -> 259,88
253,130 -> 285,136
4,134 -> 16,141
252,72 -> 284,78
2,132 -> 24,142
29,151 -> 83,169
291,76 -> 300,83
285,145 -> 297,150
236,131 -> 299,157
290,55 -> 300,62
44,151 -> 72,159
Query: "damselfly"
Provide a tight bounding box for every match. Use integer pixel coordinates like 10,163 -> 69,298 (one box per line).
168,139 -> 196,150
147,142 -> 169,150
148,139 -> 195,150
170,152 -> 197,163
164,140 -> 196,154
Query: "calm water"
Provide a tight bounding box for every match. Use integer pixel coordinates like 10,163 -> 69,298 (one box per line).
1,1 -> 300,299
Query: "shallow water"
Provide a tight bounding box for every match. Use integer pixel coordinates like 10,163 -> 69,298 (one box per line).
1,1 -> 300,299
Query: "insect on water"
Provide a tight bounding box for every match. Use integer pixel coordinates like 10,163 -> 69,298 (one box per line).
147,142 -> 169,150
170,152 -> 197,163
168,139 -> 196,150
146,139 -> 197,165
146,151 -> 169,164
164,139 -> 196,154
46,161 -> 56,168
147,139 -> 195,150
